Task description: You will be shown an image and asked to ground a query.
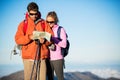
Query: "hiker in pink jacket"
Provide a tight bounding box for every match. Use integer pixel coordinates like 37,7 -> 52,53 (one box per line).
46,11 -> 67,80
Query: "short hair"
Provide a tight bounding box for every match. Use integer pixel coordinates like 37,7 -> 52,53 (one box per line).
27,2 -> 39,12
47,11 -> 59,24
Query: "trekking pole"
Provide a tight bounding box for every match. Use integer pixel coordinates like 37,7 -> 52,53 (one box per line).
30,39 -> 41,80
35,40 -> 41,80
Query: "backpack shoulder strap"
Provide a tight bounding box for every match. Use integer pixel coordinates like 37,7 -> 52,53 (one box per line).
23,12 -> 28,35
57,26 -> 68,38
57,26 -> 63,38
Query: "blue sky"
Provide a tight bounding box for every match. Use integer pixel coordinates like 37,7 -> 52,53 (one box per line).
0,0 -> 120,66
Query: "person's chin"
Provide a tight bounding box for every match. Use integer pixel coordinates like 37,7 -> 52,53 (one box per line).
32,18 -> 36,21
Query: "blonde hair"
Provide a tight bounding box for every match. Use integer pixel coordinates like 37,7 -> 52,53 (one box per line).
47,11 -> 59,24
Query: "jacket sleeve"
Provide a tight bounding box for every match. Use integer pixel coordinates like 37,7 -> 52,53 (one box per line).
15,21 -> 31,45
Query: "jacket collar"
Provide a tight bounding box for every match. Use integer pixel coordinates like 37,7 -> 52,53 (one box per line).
28,16 -> 42,25
53,24 -> 58,29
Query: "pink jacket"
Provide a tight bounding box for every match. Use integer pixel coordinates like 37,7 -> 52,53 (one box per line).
50,25 -> 67,60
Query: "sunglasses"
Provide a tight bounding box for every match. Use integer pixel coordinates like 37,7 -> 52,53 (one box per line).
29,13 -> 38,16
46,21 -> 55,24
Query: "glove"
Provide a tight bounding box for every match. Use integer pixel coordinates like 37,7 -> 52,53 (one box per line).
51,36 -> 60,44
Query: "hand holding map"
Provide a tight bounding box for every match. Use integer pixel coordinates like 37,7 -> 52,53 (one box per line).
32,31 -> 51,41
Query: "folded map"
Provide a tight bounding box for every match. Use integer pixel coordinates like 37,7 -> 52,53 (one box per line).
33,31 -> 51,41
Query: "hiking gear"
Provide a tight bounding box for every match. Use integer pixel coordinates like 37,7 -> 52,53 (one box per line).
23,12 -> 28,35
50,25 -> 66,61
10,12 -> 28,59
57,26 -> 70,57
15,14 -> 54,60
57,26 -> 70,69
51,36 -> 60,44
10,45 -> 21,60
30,40 -> 41,80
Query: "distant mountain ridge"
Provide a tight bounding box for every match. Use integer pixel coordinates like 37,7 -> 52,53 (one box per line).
0,70 -> 120,80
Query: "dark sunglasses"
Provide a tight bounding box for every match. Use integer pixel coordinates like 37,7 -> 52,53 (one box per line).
29,13 -> 38,16
46,21 -> 55,24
